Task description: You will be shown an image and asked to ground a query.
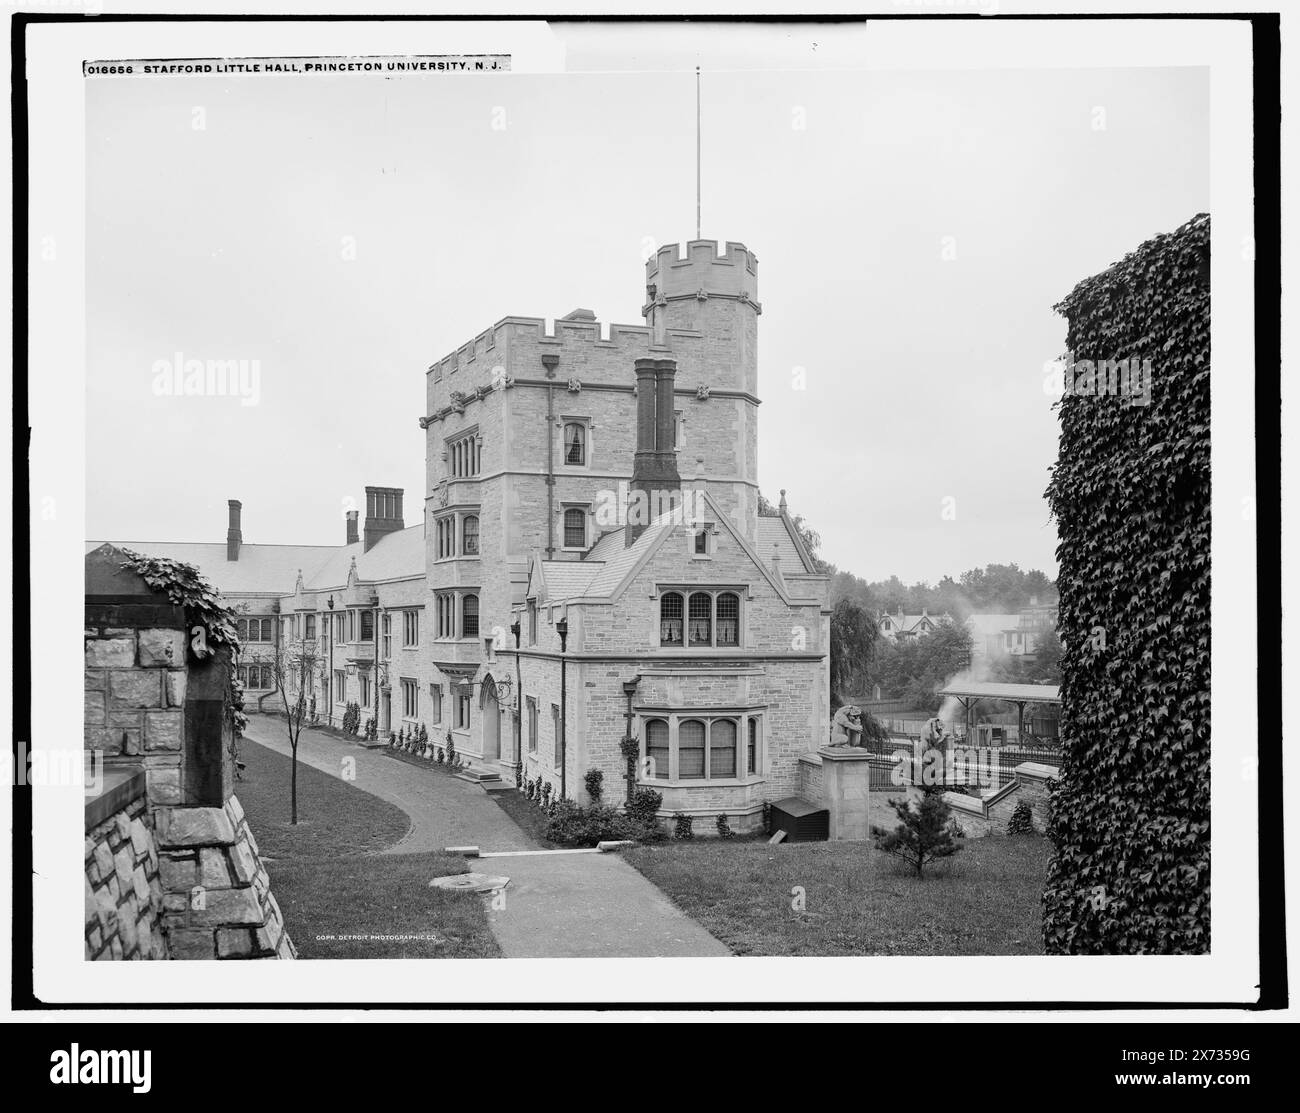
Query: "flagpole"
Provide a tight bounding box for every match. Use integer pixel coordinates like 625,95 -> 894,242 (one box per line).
695,66 -> 701,240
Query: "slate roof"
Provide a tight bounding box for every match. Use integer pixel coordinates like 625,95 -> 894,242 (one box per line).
756,516 -> 808,571
85,524 -> 424,597
84,540 -> 338,596
536,560 -> 604,601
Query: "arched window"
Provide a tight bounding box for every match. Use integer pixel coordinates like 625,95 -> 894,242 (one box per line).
710,719 -> 737,778
678,719 -> 706,779
716,592 -> 740,646
563,422 -> 586,466
688,593 -> 712,646
646,718 -> 670,780
462,594 -> 479,639
660,592 -> 684,646
563,507 -> 586,549
462,515 -> 479,555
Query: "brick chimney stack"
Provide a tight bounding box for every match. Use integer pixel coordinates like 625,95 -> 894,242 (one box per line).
363,487 -> 404,552
346,510 -> 359,545
226,500 -> 242,561
626,357 -> 681,547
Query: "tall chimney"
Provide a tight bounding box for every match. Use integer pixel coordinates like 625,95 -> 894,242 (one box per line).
226,500 -> 242,561
363,486 -> 404,552
626,357 -> 681,547
346,510 -> 359,545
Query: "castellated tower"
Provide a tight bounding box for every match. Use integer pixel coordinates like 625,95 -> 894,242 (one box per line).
644,240 -> 761,537
421,237 -> 763,669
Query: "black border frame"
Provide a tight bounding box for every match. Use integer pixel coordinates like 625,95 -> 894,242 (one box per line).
10,9 -> 1284,1013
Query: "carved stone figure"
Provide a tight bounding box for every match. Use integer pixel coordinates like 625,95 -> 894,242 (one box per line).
829,704 -> 864,748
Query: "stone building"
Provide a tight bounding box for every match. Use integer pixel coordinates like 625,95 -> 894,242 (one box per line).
91,238 -> 831,833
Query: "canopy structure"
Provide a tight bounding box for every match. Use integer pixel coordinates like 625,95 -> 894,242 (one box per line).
938,681 -> 1061,740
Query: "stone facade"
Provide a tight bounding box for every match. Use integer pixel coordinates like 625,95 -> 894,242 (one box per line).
89,238 -> 831,834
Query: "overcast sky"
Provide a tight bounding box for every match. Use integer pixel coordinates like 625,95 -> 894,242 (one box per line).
86,28 -> 1208,583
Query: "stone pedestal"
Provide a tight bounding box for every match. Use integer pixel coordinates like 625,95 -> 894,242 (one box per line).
818,746 -> 873,841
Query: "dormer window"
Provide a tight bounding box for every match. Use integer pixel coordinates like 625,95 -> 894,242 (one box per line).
659,589 -> 741,648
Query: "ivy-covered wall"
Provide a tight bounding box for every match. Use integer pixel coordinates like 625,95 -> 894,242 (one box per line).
1042,213 -> 1211,954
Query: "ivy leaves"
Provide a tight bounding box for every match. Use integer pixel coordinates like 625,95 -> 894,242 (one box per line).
1042,214 -> 1211,955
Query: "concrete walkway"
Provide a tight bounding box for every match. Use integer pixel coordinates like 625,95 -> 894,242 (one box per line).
240,714 -> 730,957
240,715 -> 536,853
483,850 -> 732,958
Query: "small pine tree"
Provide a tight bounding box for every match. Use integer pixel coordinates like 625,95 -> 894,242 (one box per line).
872,792 -> 963,878
445,731 -> 457,768
673,812 -> 694,840
1007,799 -> 1035,836
716,813 -> 734,839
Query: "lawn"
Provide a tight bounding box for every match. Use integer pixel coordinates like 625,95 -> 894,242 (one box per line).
235,736 -> 410,860
268,850 -> 501,959
622,835 -> 1051,956
236,739 -> 500,959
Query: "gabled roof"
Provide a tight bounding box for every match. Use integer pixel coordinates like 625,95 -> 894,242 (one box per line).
529,492 -> 824,607
756,516 -> 813,573
84,540 -> 339,596
303,525 -> 424,589
85,524 -> 425,598
533,559 -> 604,602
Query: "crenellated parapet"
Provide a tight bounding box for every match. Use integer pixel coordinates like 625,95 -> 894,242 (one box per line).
645,240 -> 760,314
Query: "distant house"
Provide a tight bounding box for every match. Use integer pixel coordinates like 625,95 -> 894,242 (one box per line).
876,608 -> 952,641
966,596 -> 1059,665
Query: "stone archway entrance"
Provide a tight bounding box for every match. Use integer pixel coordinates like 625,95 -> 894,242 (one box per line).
481,675 -> 500,762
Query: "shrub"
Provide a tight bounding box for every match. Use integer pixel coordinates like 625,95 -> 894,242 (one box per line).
672,812 -> 694,840
1043,214 -> 1210,954
445,731 -> 457,769
761,800 -> 772,835
541,781 -> 552,807
627,786 -> 662,821
1007,799 -> 1035,836
871,793 -> 962,878
584,768 -> 604,805
716,813 -> 734,839
543,800 -> 662,848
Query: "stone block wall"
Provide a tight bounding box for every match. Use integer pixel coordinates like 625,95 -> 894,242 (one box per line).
85,619 -> 187,808
85,544 -> 296,960
85,770 -> 167,961
155,796 -> 295,959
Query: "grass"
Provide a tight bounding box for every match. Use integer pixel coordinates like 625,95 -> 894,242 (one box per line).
622,834 -> 1051,956
487,787 -> 562,849
235,737 -> 410,860
269,850 -> 501,959
236,738 -> 499,959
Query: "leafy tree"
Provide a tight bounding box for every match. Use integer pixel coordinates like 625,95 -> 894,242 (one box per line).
872,791 -> 963,878
829,597 -> 878,706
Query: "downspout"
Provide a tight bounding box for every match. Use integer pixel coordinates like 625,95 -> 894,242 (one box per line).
542,353 -> 559,558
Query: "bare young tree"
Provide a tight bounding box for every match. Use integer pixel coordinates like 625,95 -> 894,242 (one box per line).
249,640 -> 321,826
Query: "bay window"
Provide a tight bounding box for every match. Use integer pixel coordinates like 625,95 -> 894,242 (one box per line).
639,714 -> 761,782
